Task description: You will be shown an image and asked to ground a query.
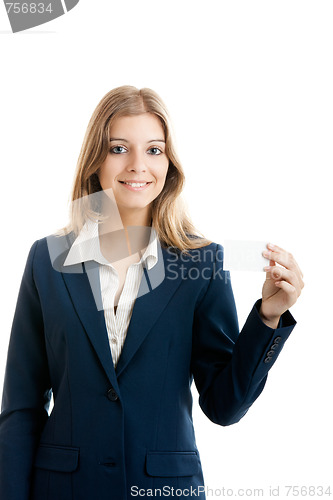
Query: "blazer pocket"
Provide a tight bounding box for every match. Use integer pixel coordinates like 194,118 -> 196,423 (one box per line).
34,443 -> 80,473
146,451 -> 200,477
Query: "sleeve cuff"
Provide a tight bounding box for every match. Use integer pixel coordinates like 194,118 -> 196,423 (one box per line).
254,298 -> 297,330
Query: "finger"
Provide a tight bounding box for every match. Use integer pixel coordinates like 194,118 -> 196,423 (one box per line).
264,266 -> 302,296
265,260 -> 304,292
263,245 -> 303,279
267,243 -> 304,279
263,258 -> 276,280
274,280 -> 298,304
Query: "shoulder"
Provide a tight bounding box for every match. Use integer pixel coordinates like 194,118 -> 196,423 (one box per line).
163,238 -> 224,270
186,242 -> 224,270
183,234 -> 224,259
28,230 -> 76,271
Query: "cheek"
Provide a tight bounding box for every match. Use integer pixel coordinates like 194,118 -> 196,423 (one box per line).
156,161 -> 169,184
98,159 -> 119,183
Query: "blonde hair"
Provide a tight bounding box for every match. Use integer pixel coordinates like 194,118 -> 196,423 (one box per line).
56,85 -> 212,254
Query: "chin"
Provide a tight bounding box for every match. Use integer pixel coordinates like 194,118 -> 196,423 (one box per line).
118,202 -> 152,212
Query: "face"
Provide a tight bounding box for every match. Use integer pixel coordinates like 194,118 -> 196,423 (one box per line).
97,113 -> 169,223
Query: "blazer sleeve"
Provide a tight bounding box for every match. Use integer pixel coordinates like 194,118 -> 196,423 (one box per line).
190,243 -> 296,426
0,240 -> 52,500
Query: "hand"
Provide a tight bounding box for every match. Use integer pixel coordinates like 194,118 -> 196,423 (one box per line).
260,243 -> 304,328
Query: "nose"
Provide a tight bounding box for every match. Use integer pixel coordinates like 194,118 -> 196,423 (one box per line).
126,149 -> 147,174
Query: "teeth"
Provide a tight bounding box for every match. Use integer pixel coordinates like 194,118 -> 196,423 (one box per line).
124,182 -> 148,187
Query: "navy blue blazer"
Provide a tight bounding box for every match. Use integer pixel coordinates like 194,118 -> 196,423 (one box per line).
0,233 -> 296,500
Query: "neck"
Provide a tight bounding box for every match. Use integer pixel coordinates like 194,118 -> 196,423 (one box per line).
119,206 -> 152,229
98,206 -> 153,260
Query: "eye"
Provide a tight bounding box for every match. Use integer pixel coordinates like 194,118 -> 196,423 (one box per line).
110,145 -> 127,154
147,147 -> 163,156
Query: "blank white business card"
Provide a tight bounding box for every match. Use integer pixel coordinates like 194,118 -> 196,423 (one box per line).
222,240 -> 268,272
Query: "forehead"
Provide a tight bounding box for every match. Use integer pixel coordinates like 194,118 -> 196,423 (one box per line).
109,113 -> 165,141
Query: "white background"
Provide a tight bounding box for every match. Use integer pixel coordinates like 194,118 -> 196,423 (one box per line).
0,1 -> 332,498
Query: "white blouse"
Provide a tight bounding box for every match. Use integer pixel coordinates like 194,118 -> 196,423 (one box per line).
63,219 -> 158,367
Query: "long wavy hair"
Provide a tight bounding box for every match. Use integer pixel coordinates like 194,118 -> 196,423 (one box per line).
56,85 -> 212,254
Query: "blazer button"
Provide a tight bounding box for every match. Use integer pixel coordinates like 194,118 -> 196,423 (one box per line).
273,336 -> 282,344
266,350 -> 275,357
264,356 -> 272,363
107,387 -> 119,401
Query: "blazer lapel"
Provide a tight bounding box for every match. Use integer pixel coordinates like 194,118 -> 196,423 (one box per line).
61,260 -> 120,392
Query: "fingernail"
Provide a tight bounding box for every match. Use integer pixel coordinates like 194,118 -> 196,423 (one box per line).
264,266 -> 272,271
263,250 -> 271,258
267,243 -> 276,250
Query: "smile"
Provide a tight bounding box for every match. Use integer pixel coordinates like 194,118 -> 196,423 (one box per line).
119,181 -> 152,191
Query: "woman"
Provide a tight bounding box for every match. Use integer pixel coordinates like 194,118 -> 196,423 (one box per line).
0,86 -> 304,500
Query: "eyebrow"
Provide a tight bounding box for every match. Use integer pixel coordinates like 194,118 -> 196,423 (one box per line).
109,138 -> 166,143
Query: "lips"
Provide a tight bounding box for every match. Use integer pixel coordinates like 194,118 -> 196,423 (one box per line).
119,181 -> 152,185
119,179 -> 152,184
118,181 -> 152,191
